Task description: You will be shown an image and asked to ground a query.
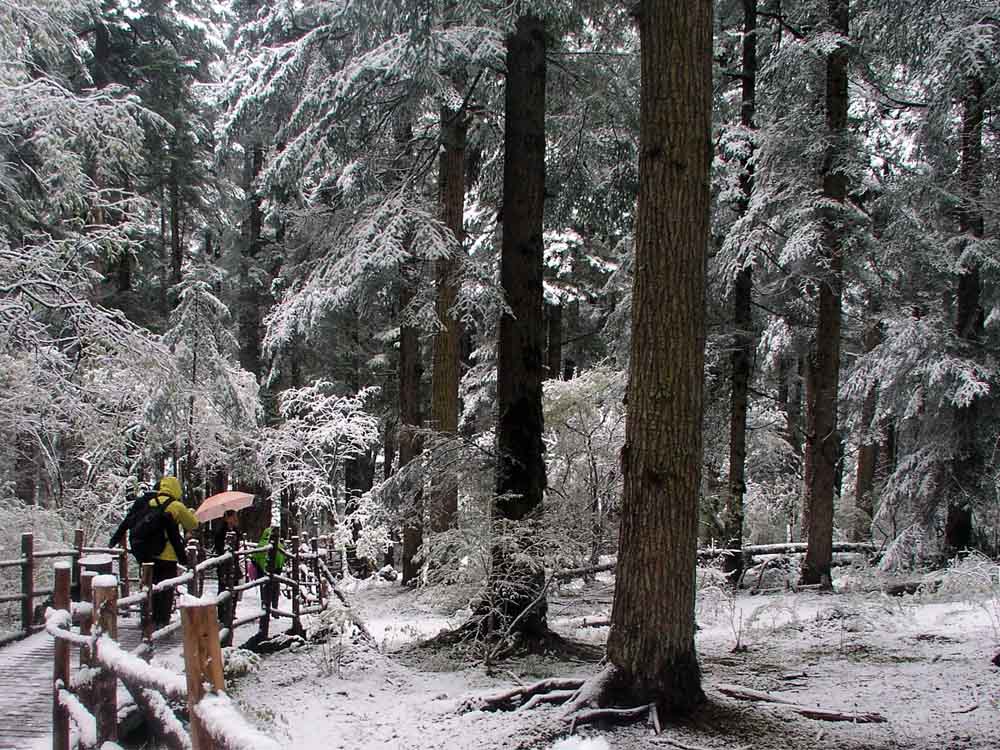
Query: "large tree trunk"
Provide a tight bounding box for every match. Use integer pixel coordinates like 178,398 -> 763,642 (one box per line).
606,0 -> 711,717
429,105 -> 467,535
237,145 -> 265,380
722,0 -> 758,585
491,14 -> 548,636
399,261 -> 424,585
948,75 -> 984,554
801,0 -> 849,585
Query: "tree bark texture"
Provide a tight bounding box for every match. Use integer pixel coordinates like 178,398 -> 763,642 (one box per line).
400,260 -> 425,585
606,0 -> 711,717
802,0 -> 849,585
948,75 -> 984,552
723,0 -> 758,584
429,106 -> 467,534
492,14 -> 548,634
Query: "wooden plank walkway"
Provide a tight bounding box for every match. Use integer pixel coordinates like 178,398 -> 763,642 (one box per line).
0,613 -> 152,750
0,589 -> 266,750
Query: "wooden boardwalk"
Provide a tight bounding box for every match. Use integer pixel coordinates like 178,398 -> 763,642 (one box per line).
0,589 -> 265,750
0,613 -> 153,750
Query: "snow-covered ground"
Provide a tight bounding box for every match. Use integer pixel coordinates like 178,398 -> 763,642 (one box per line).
209,569 -> 1000,750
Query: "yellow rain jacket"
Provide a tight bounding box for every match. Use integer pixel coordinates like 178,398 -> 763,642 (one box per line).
153,476 -> 199,561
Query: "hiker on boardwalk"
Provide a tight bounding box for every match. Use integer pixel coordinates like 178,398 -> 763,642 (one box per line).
109,476 -> 198,626
213,509 -> 241,557
250,527 -> 286,608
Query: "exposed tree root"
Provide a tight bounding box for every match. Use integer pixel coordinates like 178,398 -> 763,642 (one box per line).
469,663 -> 657,732
715,682 -> 887,723
469,668 -> 887,740
467,678 -> 585,711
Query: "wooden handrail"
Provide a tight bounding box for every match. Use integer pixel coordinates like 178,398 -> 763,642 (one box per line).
46,569 -> 280,750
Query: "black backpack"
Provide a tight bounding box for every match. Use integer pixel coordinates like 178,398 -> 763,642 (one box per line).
129,494 -> 176,564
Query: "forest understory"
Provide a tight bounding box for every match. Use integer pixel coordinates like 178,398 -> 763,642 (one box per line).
209,568 -> 1000,750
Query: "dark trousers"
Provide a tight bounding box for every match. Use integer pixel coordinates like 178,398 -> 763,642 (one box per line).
152,559 -> 178,626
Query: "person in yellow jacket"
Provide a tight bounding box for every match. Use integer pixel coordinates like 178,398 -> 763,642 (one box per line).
142,476 -> 199,625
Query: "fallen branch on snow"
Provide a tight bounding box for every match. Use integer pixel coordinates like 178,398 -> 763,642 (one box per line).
715,683 -> 886,723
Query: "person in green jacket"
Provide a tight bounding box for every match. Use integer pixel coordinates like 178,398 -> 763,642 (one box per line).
250,527 -> 285,608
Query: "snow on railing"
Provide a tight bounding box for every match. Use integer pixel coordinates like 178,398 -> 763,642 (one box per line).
45,565 -> 281,750
196,692 -> 283,750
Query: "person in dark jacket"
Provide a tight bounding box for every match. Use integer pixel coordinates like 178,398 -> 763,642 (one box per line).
213,510 -> 240,557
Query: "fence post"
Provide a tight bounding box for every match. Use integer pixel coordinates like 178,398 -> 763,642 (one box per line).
290,536 -> 302,635
79,571 -> 96,667
187,539 -> 202,597
311,537 -> 324,608
72,529 -> 84,600
141,562 -> 155,642
52,562 -> 71,750
118,546 -> 130,600
181,600 -> 225,750
20,532 -> 34,635
93,575 -> 118,744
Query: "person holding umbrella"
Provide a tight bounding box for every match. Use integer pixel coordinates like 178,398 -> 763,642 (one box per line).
213,509 -> 241,557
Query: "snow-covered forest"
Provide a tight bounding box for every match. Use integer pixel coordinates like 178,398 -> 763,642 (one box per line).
2,0 -> 1000,747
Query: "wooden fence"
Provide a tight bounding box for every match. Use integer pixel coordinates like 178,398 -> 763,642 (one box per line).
0,528 -> 351,646
0,530 -> 131,646
41,526 -> 349,749
46,563 -> 280,750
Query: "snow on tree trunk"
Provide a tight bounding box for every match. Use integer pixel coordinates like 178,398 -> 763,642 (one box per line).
605,0 -> 711,717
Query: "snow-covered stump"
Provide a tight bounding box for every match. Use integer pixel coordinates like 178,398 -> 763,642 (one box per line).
180,597 -> 226,750
52,562 -> 72,750
93,573 -> 120,744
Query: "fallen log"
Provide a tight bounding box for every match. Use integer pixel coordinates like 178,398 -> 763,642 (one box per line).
715,683 -> 886,723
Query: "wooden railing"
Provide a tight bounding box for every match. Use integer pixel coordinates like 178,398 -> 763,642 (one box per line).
0,527 -> 352,646
35,526 -> 350,749
46,562 -> 281,750
0,531 -> 131,645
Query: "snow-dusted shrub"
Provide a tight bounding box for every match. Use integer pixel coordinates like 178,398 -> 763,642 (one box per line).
877,524 -> 938,573
259,381 -> 381,529
0,501 -> 75,634
222,647 -> 261,679
543,367 -> 625,569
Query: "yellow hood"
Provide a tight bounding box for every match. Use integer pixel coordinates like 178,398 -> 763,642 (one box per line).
158,476 -> 182,501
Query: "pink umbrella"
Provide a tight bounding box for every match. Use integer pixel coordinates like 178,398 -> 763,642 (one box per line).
195,490 -> 255,522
